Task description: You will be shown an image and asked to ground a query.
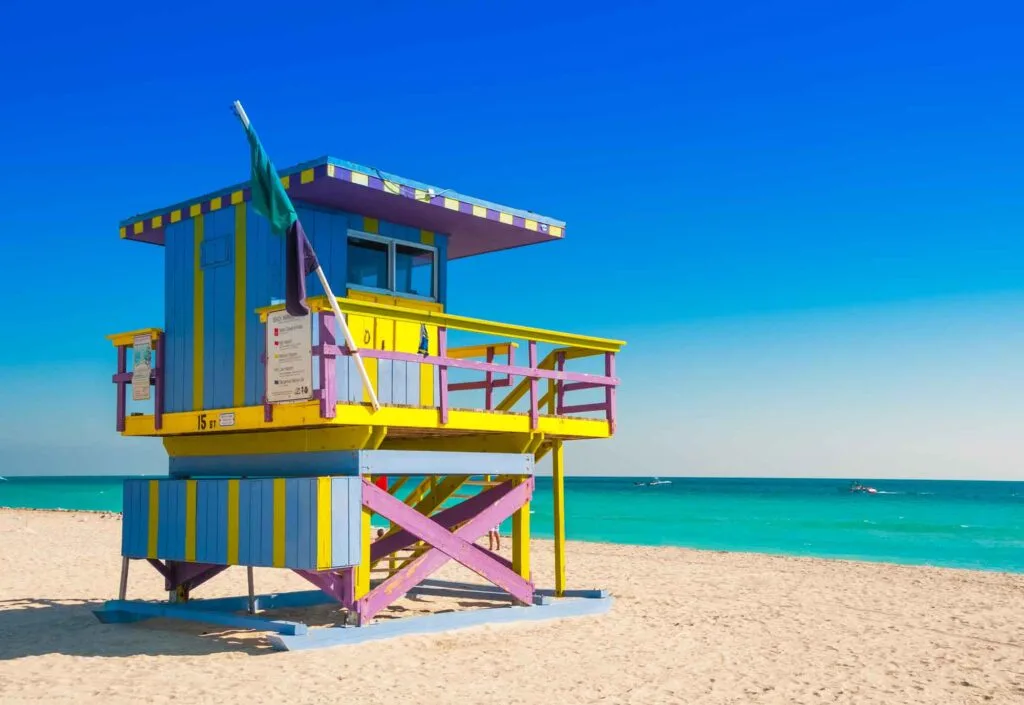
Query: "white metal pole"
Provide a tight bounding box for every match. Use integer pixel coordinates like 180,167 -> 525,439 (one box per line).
314,266 -> 381,411
231,100 -> 380,412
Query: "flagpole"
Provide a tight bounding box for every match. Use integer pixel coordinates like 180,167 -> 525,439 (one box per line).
232,101 -> 381,412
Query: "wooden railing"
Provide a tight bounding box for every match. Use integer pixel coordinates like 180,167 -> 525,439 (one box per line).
260,296 -> 625,432
107,328 -> 165,432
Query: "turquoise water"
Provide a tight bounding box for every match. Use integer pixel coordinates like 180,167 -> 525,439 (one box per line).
1,475 -> 1022,572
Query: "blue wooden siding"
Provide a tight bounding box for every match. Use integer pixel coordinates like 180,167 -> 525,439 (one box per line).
163,219 -> 196,413
238,478 -> 276,567
163,199 -> 448,412
200,208 -> 237,410
195,479 -> 228,565
285,477 -> 318,570
331,477 -> 362,569
242,202 -> 448,407
121,479 -> 150,559
156,480 -> 186,561
121,477 -> 360,569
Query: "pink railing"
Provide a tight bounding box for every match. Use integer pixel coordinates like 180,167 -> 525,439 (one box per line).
301,310 -> 621,432
109,329 -> 165,432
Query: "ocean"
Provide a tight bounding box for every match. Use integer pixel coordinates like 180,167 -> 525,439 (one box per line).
1,475 -> 1022,573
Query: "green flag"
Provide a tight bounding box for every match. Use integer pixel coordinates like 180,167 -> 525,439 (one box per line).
245,123 -> 297,234
241,119 -> 320,316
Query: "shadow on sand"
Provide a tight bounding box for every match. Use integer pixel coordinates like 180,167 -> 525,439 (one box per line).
0,591 -> 514,660
0,596 -> 365,659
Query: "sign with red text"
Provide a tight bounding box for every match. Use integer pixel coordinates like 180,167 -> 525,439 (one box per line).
265,309 -> 313,404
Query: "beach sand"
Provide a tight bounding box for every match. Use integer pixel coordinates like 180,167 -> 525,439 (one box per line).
0,509 -> 1021,704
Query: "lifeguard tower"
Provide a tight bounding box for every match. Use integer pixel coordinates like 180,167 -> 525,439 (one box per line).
95,146 -> 623,649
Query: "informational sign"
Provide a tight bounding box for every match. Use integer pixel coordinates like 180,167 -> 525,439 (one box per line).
265,309 -> 313,404
131,334 -> 152,401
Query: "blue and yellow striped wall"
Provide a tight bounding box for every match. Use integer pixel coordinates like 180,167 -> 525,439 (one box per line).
121,477 -> 361,570
162,201 -> 449,413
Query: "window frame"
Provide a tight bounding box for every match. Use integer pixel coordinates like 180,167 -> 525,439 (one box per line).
345,228 -> 439,302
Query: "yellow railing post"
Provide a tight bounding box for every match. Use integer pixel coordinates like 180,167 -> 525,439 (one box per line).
512,476 -> 531,583
357,500 -> 372,598
552,440 -> 566,597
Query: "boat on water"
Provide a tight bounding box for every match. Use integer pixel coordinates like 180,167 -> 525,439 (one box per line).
848,481 -> 878,494
634,477 -> 672,487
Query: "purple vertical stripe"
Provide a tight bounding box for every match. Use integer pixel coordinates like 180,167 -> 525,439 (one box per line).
438,327 -> 449,424
115,345 -> 127,432
605,352 -> 617,435
528,341 -> 538,430
155,335 -> 165,430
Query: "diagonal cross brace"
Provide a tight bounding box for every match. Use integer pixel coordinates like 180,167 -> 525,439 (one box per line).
294,568 -> 354,608
357,477 -> 534,623
371,479 -> 518,562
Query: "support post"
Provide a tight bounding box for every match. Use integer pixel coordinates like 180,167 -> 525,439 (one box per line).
555,350 -> 566,415
528,341 -> 538,430
318,312 -> 337,419
512,478 -> 531,582
552,440 -> 566,597
356,503 -> 372,599
438,327 -> 449,424
485,346 -> 495,410
118,556 -> 129,600
261,329 -> 273,422
604,352 -> 616,434
115,345 -> 127,432
154,335 -> 165,430
247,566 -> 255,614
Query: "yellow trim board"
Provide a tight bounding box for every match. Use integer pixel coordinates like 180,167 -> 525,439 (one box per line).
107,328 -> 163,347
226,479 -> 240,565
256,296 -> 625,353
192,215 -> 205,410
184,480 -> 197,561
447,342 -> 519,360
163,426 -> 382,457
316,477 -> 332,569
272,478 -> 286,568
232,203 -> 247,407
124,402 -> 612,439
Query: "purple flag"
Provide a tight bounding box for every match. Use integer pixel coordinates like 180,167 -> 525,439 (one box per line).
284,220 -> 321,317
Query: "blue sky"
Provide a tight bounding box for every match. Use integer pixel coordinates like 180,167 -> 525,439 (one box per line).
1,1 -> 1022,478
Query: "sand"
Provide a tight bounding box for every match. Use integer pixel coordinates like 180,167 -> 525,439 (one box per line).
0,509 -> 1021,705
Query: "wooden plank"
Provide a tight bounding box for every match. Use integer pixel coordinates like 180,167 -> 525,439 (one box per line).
95,600 -> 307,636
269,594 -> 614,651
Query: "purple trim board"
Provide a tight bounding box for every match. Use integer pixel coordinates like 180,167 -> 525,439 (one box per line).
120,159 -> 564,259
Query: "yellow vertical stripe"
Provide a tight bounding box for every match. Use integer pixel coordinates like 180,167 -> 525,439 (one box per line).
227,479 -> 240,565
552,441 -> 566,596
184,480 -> 197,561
316,477 -> 332,569
272,478 -> 286,567
363,216 -> 379,233
193,215 -> 205,410
147,480 -> 159,558
419,325 -> 436,407
512,480 -> 531,580
349,313 -> 379,403
233,204 -> 247,406
356,505 -> 372,598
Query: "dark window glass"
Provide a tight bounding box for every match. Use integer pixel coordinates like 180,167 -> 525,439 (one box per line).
395,244 -> 434,298
347,237 -> 388,290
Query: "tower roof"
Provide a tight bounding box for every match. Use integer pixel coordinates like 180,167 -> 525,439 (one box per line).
119,156 -> 565,259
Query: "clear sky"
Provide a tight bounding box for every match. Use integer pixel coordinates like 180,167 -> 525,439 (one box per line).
1,1 -> 1022,479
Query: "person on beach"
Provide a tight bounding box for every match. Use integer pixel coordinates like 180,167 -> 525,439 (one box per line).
488,525 -> 501,551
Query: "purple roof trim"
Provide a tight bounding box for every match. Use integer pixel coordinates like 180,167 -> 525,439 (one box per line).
121,159 -> 565,259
